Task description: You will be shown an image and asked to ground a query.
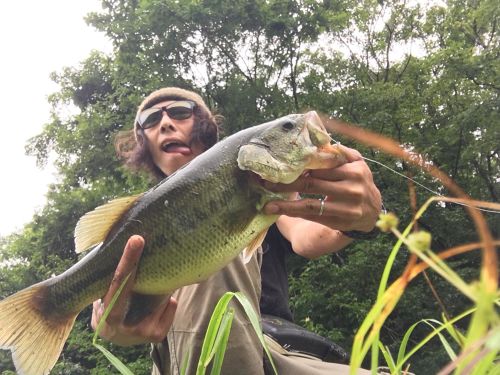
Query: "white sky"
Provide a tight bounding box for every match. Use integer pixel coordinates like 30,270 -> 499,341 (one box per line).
0,1 -> 112,236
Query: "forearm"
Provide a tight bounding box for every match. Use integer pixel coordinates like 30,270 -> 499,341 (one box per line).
276,216 -> 353,259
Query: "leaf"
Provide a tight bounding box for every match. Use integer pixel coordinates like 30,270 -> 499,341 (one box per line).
234,292 -> 278,374
196,292 -> 236,375
210,308 -> 235,375
93,343 -> 135,375
195,292 -> 278,375
92,273 -> 134,374
92,273 -> 131,345
378,342 -> 396,373
397,320 -> 420,367
422,320 -> 457,361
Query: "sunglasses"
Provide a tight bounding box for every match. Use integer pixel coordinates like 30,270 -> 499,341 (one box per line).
137,100 -> 196,129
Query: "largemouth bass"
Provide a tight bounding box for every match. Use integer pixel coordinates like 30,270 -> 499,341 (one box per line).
0,111 -> 346,375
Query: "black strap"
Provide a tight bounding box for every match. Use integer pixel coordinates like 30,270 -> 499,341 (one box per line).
261,314 -> 349,364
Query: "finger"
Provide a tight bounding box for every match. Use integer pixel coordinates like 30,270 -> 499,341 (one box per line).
263,175 -> 333,194
91,298 -> 117,340
337,144 -> 363,163
119,296 -> 177,345
263,160 -> 370,194
264,198 -> 323,216
309,157 -> 371,181
149,297 -> 178,343
91,299 -> 103,330
263,176 -> 362,201
264,198 -> 361,219
103,235 -> 145,323
158,297 -> 177,326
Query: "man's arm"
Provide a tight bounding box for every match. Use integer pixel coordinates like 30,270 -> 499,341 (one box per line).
275,215 -> 353,259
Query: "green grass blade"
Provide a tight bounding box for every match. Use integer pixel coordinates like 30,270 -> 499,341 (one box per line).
378,342 -> 396,373
486,326 -> 500,351
93,343 -> 134,375
196,292 -> 235,375
369,219 -> 414,373
422,320 -> 457,360
453,288 -> 497,373
233,292 -> 278,375
396,320 -> 420,367
92,273 -> 131,345
394,307 -> 475,373
196,291 -> 278,375
422,248 -> 475,301
472,349 -> 499,375
210,308 -> 235,375
206,307 -> 235,366
441,313 -> 466,346
396,318 -> 457,370
180,347 -> 192,375
350,288 -> 395,371
91,273 -> 134,374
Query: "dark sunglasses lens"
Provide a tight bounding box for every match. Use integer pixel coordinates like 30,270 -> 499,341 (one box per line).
141,109 -> 163,129
138,101 -> 195,128
166,106 -> 193,120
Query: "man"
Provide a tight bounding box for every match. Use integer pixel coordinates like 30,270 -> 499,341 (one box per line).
92,87 -> 381,374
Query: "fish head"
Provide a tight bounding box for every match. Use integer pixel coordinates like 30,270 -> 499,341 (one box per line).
237,111 -> 346,184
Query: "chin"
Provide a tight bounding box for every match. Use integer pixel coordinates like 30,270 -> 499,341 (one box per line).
161,156 -> 193,175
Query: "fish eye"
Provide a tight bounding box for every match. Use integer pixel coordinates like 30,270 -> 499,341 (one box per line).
282,122 -> 294,131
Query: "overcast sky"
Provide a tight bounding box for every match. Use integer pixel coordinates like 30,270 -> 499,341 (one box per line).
0,1 -> 111,236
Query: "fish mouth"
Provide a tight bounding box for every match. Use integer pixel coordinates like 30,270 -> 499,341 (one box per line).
246,141 -> 271,150
303,111 -> 331,147
237,112 -> 346,184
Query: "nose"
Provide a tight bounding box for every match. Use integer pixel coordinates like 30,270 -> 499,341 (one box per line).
159,110 -> 177,132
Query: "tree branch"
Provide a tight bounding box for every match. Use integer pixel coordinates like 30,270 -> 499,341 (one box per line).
395,54 -> 412,84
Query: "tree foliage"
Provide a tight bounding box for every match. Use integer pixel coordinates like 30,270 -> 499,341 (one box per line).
0,0 -> 497,373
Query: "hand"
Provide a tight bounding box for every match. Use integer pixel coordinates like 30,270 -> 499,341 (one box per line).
263,145 -> 382,232
91,235 -> 177,346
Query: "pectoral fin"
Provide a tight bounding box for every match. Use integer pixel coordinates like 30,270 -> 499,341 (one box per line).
241,228 -> 268,264
74,194 -> 143,253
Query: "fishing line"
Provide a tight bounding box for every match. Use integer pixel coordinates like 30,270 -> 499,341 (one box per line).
327,131 -> 498,214
362,156 -> 500,214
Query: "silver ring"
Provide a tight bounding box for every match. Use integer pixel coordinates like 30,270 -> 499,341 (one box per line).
318,197 -> 326,216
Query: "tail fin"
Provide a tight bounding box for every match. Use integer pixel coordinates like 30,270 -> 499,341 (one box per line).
0,284 -> 78,375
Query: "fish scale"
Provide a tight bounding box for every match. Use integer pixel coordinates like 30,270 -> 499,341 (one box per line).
131,158 -> 264,294
0,112 -> 347,375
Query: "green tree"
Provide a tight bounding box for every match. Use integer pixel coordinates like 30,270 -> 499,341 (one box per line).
0,0 -> 497,373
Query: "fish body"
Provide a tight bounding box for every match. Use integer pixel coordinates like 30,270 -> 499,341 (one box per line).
0,112 -> 346,375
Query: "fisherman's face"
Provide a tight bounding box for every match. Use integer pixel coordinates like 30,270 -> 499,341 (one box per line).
143,100 -> 205,175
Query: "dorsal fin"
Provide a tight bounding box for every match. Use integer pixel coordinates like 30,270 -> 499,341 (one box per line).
241,228 -> 269,264
74,194 -> 142,253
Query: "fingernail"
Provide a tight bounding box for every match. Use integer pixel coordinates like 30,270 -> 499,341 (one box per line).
264,203 -> 280,214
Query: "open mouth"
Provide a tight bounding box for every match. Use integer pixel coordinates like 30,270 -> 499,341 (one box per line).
161,141 -> 192,155
304,111 -> 331,147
